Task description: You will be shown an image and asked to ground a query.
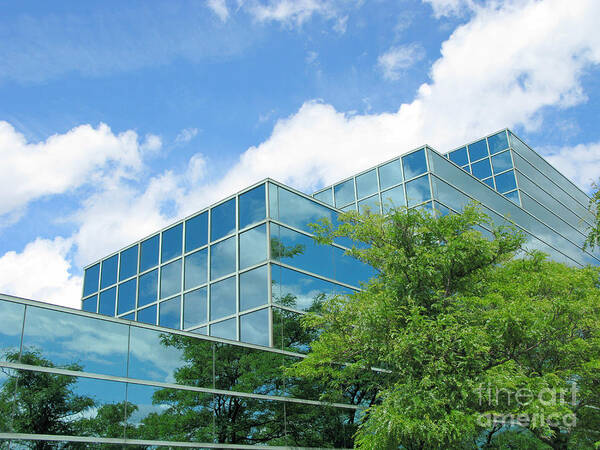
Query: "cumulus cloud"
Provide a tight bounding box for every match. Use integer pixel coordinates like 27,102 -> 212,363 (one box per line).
0,237 -> 82,309
174,127 -> 199,145
378,44 -> 425,80
543,142 -> 600,192
0,122 -> 158,218
423,0 -> 477,18
247,0 -> 346,26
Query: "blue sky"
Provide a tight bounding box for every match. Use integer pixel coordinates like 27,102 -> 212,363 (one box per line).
1,0 -> 599,308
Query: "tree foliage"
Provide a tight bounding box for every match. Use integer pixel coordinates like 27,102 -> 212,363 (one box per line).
585,180 -> 600,251
291,206 -> 600,449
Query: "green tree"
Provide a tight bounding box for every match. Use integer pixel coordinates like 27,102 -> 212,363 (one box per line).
291,206 -> 600,449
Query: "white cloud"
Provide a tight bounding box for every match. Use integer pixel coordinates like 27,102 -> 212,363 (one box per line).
542,142 -> 600,192
378,43 -> 425,80
0,122 -> 157,218
305,50 -> 318,64
423,0 -> 477,18
174,127 -> 199,145
0,237 -> 82,309
207,0 -> 230,21
248,0 -> 342,26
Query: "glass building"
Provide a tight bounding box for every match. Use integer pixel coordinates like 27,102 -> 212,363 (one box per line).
0,129 -> 596,448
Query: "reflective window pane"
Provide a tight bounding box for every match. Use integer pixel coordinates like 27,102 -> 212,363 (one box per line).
333,246 -> 376,287
98,287 -> 116,316
185,212 -> 208,253
491,150 -> 513,174
468,139 -> 488,162
184,287 -> 207,329
83,263 -> 100,297
378,159 -> 403,190
314,188 -> 333,206
405,175 -> 431,207
100,255 -> 118,289
448,147 -> 468,166
240,309 -> 269,346
356,169 -> 378,199
210,276 -> 236,321
239,184 -> 266,230
159,296 -> 181,330
82,295 -> 97,313
210,236 -> 236,280
271,264 -> 354,312
0,300 -> 24,360
138,269 -> 158,307
270,223 -> 334,280
488,130 -> 509,154
495,170 -> 517,192
482,177 -> 495,189
119,245 -> 138,281
139,235 -> 159,272
137,304 -> 156,325
358,194 -> 380,214
192,326 -> 207,335
334,179 -> 355,207
161,223 -> 182,263
471,158 -> 492,180
210,317 -> 236,340
184,248 -> 207,290
160,258 -> 182,299
211,198 -> 236,241
381,185 -> 406,213
122,312 -> 134,320
341,203 -> 356,212
117,278 -> 137,314
22,306 -> 128,376
276,187 -> 338,236
239,224 -> 267,269
239,265 -> 268,311
402,149 -> 427,180
272,307 -> 312,353
505,190 -> 520,204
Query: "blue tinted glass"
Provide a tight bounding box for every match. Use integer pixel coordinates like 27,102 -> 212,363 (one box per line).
482,177 -> 495,188
333,246 -> 376,287
405,175 -> 431,207
341,203 -> 356,212
504,190 -> 520,204
378,159 -> 403,190
184,287 -> 207,328
239,224 -> 267,270
185,212 -> 208,252
491,150 -> 513,174
240,265 -> 268,311
159,296 -> 181,329
270,224 -> 334,280
356,169 -> 378,199
119,245 -> 138,281
191,326 -> 207,335
117,278 -> 137,314
468,139 -> 488,162
358,195 -> 380,214
137,305 -> 156,325
138,269 -> 158,307
0,300 -> 24,358
210,276 -> 236,321
210,317 -> 236,340
448,147 -> 468,166
487,131 -> 509,154
82,295 -> 97,313
471,158 -> 492,179
122,312 -> 134,320
184,248 -> 207,290
139,235 -> 159,272
240,309 -> 269,346
160,258 -> 181,299
334,179 -> 355,207
210,236 -> 236,280
381,185 -> 405,213
276,187 -> 337,235
161,223 -> 182,263
83,263 -> 100,297
402,149 -> 428,180
211,198 -> 236,241
314,188 -> 333,206
98,287 -> 116,316
239,185 -> 266,230
434,202 -> 451,216
100,255 -> 118,289
495,170 -> 517,192
271,264 -> 354,311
